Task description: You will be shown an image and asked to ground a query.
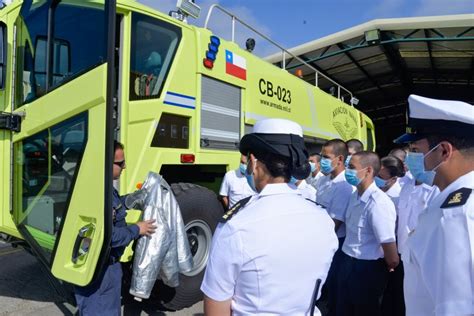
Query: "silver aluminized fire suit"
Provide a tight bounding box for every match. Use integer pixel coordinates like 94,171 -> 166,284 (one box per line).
126,172 -> 193,299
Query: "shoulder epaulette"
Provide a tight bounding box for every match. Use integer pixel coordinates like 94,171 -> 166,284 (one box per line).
440,187 -> 472,208
220,196 -> 253,223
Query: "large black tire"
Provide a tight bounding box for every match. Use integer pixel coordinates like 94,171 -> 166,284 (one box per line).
143,183 -> 224,311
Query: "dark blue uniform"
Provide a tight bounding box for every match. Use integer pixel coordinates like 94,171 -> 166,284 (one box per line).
75,189 -> 140,316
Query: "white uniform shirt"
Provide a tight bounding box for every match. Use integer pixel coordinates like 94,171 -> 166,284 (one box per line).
315,171 -> 353,238
385,180 -> 402,210
403,171 -> 474,316
297,179 -> 317,202
201,183 -> 338,316
343,182 -> 397,260
219,169 -> 255,208
398,170 -> 414,189
397,181 -> 438,255
307,171 -> 324,189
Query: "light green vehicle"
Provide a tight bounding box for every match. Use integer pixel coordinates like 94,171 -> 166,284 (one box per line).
0,0 -> 375,310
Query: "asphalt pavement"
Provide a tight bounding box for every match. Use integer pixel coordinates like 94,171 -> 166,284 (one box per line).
0,241 -> 203,316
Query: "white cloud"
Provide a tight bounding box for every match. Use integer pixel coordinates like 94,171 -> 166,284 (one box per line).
414,0 -> 474,15
137,0 -> 276,57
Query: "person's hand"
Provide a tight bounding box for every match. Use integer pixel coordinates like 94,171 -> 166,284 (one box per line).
385,257 -> 400,272
137,219 -> 157,236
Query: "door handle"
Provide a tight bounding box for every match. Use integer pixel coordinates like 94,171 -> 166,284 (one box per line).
72,223 -> 95,264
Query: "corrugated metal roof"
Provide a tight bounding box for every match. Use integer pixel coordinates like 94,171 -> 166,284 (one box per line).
266,14 -> 474,152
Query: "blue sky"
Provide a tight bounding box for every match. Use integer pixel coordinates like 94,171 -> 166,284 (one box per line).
139,0 -> 473,56
3,0 -> 472,52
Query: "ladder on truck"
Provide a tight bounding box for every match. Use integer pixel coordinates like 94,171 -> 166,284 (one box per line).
204,4 -> 355,104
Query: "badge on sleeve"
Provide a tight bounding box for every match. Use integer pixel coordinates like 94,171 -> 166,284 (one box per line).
220,196 -> 252,223
440,187 -> 472,208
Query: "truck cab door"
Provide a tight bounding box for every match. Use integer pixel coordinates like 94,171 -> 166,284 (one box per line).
0,12 -> 17,239
7,0 -> 115,287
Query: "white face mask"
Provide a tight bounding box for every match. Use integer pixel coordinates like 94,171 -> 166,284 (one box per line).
405,143 -> 444,186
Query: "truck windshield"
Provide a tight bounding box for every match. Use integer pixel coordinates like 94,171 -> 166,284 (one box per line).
15,1 -> 106,107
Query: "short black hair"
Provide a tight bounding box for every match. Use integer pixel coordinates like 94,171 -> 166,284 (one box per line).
389,148 -> 407,162
381,156 -> 405,178
323,139 -> 348,159
353,151 -> 380,175
114,140 -> 124,152
252,151 -> 291,181
309,152 -> 321,162
346,139 -> 364,153
426,134 -> 474,156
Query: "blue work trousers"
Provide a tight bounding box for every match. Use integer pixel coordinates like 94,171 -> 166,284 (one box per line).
336,253 -> 388,316
75,262 -> 122,316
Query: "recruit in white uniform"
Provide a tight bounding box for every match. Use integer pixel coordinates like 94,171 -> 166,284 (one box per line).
316,171 -> 353,238
343,182 -> 397,260
307,171 -> 324,189
337,156 -> 399,315
201,118 -> 338,316
396,179 -> 438,254
202,184 -> 338,315
403,171 -> 474,315
219,168 -> 255,208
394,94 -> 474,315
297,179 -> 317,202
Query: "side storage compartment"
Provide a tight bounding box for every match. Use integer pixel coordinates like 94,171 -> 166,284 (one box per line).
200,76 -> 241,150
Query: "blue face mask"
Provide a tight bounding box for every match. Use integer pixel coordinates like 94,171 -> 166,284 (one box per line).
245,160 -> 257,192
239,163 -> 247,175
345,167 -> 367,186
320,157 -> 335,174
405,144 -> 443,186
289,176 -> 298,185
309,161 -> 317,173
345,155 -> 352,168
374,176 -> 388,188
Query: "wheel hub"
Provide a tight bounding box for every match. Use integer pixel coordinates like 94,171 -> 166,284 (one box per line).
183,220 -> 212,277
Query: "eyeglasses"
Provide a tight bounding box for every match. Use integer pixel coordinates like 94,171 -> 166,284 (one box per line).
114,160 -> 126,168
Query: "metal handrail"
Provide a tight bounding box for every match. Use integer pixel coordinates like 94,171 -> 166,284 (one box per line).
204,4 -> 353,101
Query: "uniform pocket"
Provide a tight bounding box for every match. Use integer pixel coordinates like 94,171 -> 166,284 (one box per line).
441,206 -> 465,219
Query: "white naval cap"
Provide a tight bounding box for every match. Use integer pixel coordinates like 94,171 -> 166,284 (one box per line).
394,94 -> 474,143
239,118 -> 309,180
252,118 -> 303,136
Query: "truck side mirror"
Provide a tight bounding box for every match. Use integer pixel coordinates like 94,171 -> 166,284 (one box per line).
0,24 -> 6,90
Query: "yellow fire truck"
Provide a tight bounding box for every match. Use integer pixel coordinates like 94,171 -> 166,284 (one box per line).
0,0 -> 375,310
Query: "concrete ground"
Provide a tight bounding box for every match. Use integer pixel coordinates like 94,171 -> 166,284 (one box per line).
0,241 -> 203,316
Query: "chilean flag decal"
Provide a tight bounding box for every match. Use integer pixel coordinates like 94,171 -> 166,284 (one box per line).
225,50 -> 247,80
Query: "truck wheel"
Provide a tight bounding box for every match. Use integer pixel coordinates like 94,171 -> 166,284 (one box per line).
153,182 -> 224,310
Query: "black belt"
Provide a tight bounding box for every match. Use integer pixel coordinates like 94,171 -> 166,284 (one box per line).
343,252 -> 384,263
